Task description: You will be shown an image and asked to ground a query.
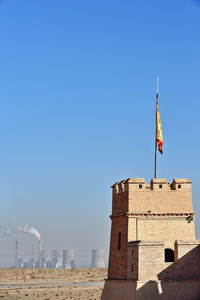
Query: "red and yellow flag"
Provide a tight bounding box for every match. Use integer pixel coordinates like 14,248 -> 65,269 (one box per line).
156,97 -> 163,154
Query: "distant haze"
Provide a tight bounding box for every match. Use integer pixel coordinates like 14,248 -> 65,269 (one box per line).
0,0 -> 200,267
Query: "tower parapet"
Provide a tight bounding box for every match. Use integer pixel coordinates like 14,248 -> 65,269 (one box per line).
112,178 -> 193,215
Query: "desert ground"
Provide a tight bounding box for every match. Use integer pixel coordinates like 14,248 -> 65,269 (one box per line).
0,268 -> 107,300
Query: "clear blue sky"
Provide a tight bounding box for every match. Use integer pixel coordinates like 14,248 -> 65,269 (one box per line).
0,0 -> 200,266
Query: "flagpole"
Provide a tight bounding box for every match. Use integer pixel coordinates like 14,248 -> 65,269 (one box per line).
154,76 -> 159,179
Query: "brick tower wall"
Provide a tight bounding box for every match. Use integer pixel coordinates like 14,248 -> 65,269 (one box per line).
108,178 -> 195,280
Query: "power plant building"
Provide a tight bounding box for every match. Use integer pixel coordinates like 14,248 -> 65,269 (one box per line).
63,250 -> 76,269
52,250 -> 62,269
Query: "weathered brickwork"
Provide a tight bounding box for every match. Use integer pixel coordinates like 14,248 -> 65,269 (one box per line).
134,241 -> 165,281
128,217 -> 195,247
108,216 -> 128,279
112,178 -> 193,215
102,177 -> 200,300
108,178 -> 195,280
135,218 -> 195,249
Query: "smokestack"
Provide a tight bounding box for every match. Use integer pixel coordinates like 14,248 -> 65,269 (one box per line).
15,240 -> 18,268
38,240 -> 42,268
90,249 -> 105,268
18,224 -> 41,268
5,230 -> 18,268
62,250 -> 76,269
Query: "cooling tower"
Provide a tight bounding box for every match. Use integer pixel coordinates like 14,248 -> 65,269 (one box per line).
62,250 -> 76,269
90,249 -> 105,268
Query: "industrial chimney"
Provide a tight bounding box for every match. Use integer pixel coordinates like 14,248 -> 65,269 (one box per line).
38,240 -> 41,268
90,249 -> 105,268
62,250 -> 76,269
5,229 -> 18,268
15,240 -> 18,268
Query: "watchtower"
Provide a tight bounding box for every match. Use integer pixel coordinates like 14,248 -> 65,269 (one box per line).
101,178 -> 200,300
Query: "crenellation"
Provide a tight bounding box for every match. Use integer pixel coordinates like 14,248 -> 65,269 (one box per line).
112,182 -> 119,194
171,178 -> 192,191
124,178 -> 145,184
150,178 -> 169,190
112,178 -> 192,194
111,178 -> 194,215
118,180 -> 125,192
126,178 -> 146,192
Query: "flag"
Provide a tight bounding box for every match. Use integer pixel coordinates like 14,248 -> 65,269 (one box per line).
156,96 -> 163,154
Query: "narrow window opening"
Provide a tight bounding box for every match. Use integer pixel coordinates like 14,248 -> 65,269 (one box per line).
117,232 -> 121,250
132,250 -> 134,255
178,184 -> 181,189
139,184 -> 142,189
165,248 -> 174,262
131,264 -> 133,272
159,184 -> 162,189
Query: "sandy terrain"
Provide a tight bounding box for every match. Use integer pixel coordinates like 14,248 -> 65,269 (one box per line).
0,268 -> 107,300
0,285 -> 103,300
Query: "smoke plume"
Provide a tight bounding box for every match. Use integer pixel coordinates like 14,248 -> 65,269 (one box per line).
18,224 -> 40,240
5,229 -> 17,240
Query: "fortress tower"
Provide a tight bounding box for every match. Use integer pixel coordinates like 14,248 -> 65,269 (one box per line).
101,178 -> 200,300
